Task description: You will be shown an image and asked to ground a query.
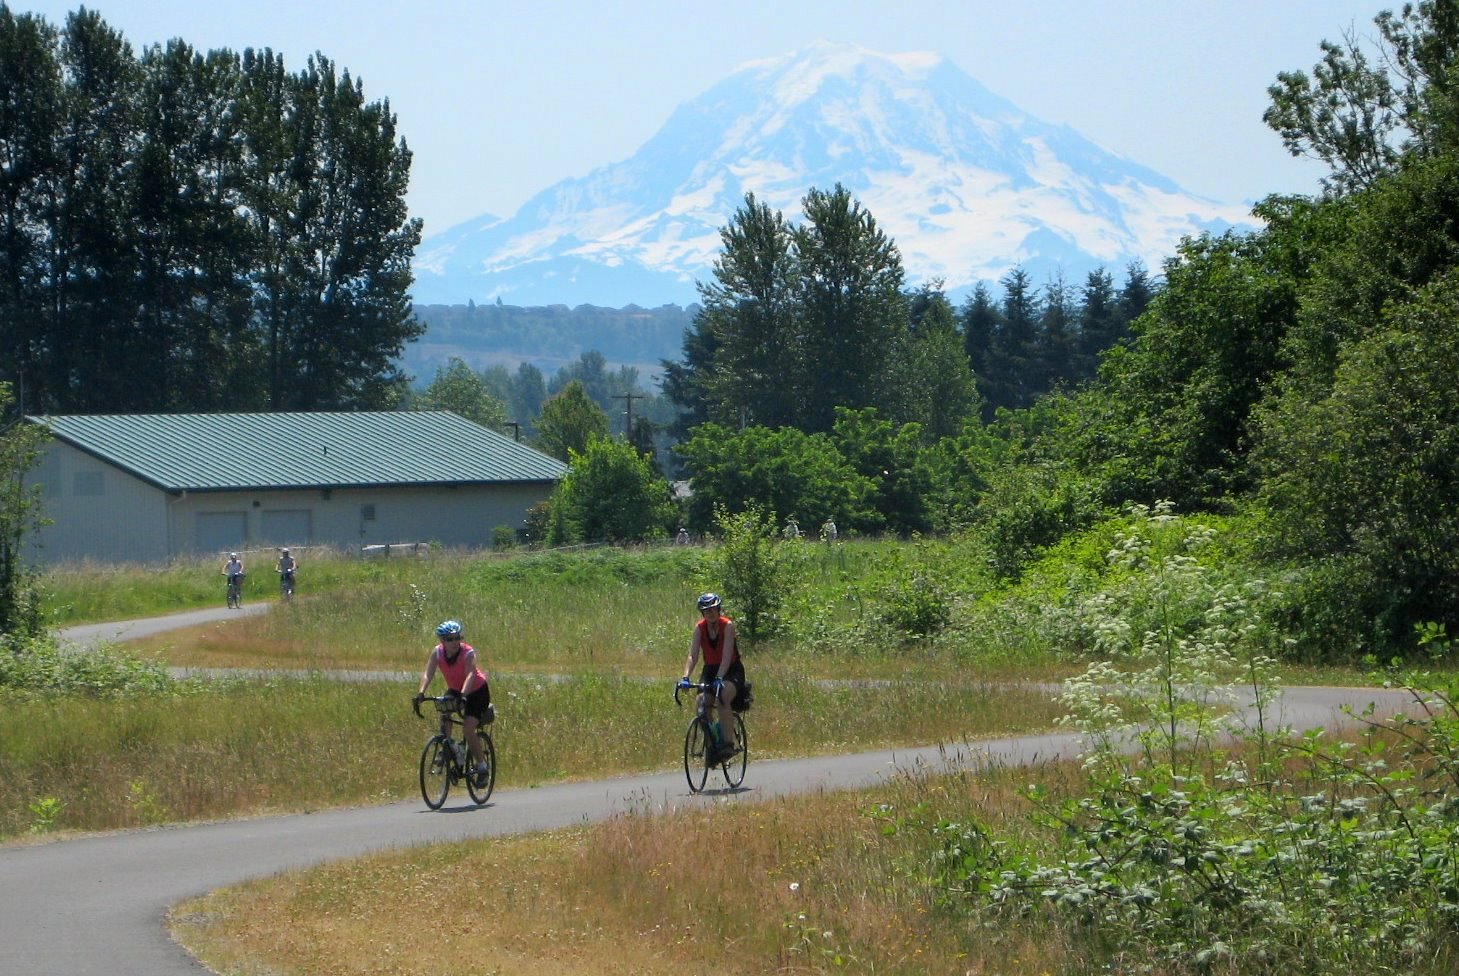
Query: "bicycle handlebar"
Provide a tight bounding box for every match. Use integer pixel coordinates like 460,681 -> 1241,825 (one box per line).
413,692 -> 464,720
674,680 -> 722,707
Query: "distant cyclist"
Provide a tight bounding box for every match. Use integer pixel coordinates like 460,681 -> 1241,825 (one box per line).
414,619 -> 494,785
222,552 -> 245,608
678,593 -> 744,763
276,548 -> 297,599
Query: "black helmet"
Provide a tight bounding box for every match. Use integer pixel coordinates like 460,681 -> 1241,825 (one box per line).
696,592 -> 722,612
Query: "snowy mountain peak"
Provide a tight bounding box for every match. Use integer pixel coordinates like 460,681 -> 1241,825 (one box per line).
412,43 -> 1252,308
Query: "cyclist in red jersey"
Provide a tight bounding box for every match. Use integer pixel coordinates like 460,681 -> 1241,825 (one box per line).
414,619 -> 493,784
679,593 -> 744,763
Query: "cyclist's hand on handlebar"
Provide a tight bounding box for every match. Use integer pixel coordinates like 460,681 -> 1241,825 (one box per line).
413,692 -> 426,706
677,677 -> 691,690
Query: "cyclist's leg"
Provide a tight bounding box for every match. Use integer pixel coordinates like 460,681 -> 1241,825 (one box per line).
463,687 -> 491,766
716,681 -> 738,751
463,714 -> 484,764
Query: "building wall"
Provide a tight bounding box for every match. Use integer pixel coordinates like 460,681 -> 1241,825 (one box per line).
27,442 -> 173,566
27,442 -> 554,567
167,483 -> 549,554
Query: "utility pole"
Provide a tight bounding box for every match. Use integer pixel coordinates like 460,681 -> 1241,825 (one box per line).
612,393 -> 644,438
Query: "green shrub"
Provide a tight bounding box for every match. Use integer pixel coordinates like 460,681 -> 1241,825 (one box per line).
875,508 -> 1459,974
710,505 -> 799,646
0,633 -> 175,697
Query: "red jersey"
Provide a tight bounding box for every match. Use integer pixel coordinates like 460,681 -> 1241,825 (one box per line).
435,642 -> 487,692
695,616 -> 738,667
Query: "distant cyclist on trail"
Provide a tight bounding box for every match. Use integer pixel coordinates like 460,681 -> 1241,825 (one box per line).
276,548 -> 297,597
678,593 -> 744,764
222,552 -> 245,607
415,620 -> 494,785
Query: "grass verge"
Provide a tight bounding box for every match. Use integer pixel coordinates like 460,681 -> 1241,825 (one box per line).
173,756 -> 1077,976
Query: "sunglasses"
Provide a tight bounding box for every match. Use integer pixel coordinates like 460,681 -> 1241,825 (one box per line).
442,635 -> 461,641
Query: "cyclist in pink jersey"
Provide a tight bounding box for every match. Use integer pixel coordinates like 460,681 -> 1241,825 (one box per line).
414,619 -> 493,784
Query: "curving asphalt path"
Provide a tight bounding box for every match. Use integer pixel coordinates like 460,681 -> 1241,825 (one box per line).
0,610 -> 1419,976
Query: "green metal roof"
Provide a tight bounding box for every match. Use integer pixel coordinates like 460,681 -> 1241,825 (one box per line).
29,412 -> 568,492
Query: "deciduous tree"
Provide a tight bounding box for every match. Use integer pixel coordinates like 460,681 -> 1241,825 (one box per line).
534,380 -> 609,462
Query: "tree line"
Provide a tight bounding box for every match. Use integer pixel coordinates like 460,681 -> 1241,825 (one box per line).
660,186 -> 1154,441
0,6 -> 422,415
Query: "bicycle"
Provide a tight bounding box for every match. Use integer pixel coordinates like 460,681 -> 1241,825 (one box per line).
675,680 -> 748,793
412,692 -> 496,809
223,572 -> 244,609
278,569 -> 296,602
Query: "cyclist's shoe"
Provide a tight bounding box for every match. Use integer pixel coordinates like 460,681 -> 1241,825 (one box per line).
711,742 -> 740,764
474,762 -> 491,785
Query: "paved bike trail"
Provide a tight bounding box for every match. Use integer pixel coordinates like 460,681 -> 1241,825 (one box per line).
58,603 -> 271,649
5,611 -> 1416,975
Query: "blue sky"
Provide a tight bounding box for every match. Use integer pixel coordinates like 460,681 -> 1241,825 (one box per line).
15,1 -> 1389,238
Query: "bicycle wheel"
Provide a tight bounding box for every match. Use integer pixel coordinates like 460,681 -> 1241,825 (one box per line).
467,731 -> 496,804
683,718 -> 711,793
419,736 -> 451,809
721,714 -> 748,788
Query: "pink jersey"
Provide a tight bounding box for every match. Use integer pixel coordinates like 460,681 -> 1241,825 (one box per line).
435,642 -> 487,692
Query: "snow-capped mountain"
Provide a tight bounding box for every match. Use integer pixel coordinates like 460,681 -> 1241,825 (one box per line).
411,42 -> 1253,308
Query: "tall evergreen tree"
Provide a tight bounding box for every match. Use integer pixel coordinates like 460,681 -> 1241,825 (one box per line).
695,193 -> 800,428
0,8 -> 62,413
127,40 -> 255,410
794,184 -> 907,433
1118,260 -> 1155,328
261,55 -> 422,409
660,313 -> 720,439
982,267 -> 1039,416
959,280 -> 1000,380
900,284 -> 979,440
46,9 -> 138,412
1076,266 -> 1120,377
1037,272 -> 1078,393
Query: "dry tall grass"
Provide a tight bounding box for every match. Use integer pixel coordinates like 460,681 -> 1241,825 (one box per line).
174,757 -> 1087,975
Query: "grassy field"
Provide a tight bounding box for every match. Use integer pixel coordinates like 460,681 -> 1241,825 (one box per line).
24,533 -> 1443,974
7,541 -> 1068,838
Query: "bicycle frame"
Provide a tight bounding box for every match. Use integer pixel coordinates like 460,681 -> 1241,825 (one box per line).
675,681 -> 747,793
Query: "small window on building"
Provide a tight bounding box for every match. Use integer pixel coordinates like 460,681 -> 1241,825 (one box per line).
361,504 -> 376,521
73,471 -> 104,497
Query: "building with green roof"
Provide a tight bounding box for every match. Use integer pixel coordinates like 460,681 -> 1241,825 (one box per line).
25,412 -> 568,566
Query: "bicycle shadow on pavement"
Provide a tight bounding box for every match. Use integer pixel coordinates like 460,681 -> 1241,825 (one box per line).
415,802 -> 497,815
684,786 -> 752,798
